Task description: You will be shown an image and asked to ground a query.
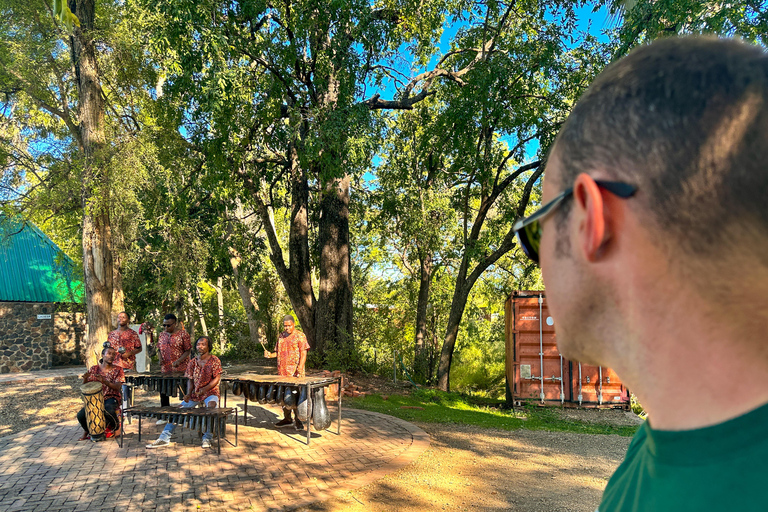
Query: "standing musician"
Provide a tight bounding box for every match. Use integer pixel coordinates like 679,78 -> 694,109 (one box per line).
156,313 -> 191,419
264,315 -> 310,430
107,311 -> 142,370
77,346 -> 125,440
147,336 -> 223,449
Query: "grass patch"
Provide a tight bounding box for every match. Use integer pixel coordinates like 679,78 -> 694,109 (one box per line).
345,388 -> 639,437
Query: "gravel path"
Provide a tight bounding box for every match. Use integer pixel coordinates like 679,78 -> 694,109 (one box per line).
296,422 -> 631,512
1,375 -> 633,511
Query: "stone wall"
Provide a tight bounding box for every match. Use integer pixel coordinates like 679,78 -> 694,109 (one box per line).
0,302 -> 54,373
0,302 -> 86,373
51,304 -> 86,367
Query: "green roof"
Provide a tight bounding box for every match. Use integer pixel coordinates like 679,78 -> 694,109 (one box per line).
0,215 -> 85,303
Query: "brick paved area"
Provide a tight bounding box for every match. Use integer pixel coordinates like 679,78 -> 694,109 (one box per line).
0,367 -> 84,386
0,400 -> 430,512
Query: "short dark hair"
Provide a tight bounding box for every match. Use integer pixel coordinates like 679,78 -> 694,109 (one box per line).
282,315 -> 295,324
164,313 -> 177,322
554,37 -> 768,261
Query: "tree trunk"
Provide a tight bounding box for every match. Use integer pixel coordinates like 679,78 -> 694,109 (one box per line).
413,251 -> 433,382
111,253 -> 124,326
247,145 -> 316,347
315,174 -> 354,364
215,276 -> 226,353
191,287 -> 209,336
184,291 -> 197,342
228,246 -> 262,349
74,0 -> 112,367
436,281 -> 471,392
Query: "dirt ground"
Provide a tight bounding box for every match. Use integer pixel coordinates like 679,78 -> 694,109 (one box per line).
0,373 -> 636,511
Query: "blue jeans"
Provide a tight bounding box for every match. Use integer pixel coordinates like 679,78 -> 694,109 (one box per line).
158,395 -> 218,441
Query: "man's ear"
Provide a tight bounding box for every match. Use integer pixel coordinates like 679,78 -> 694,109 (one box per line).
573,173 -> 607,262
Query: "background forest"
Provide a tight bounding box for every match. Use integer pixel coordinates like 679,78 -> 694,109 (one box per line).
1,0 -> 765,397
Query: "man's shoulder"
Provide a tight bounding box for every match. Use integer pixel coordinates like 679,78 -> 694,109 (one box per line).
601,406 -> 768,511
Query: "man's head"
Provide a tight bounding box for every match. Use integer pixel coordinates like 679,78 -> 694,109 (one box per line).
117,312 -> 129,327
196,336 -> 213,354
102,346 -> 117,364
536,37 -> 768,365
551,37 -> 768,261
282,315 -> 295,335
162,314 -> 177,333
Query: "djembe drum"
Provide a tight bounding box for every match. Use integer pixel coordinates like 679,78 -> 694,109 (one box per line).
81,381 -> 107,441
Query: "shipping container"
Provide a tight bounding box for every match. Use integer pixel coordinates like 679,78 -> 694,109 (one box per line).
505,291 -> 630,408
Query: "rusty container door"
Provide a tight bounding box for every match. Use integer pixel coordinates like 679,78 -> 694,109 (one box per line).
505,291 -> 631,408
570,363 -> 629,406
506,291 -> 568,404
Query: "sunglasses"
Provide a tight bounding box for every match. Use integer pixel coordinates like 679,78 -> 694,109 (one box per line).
513,180 -> 637,263
162,321 -> 175,327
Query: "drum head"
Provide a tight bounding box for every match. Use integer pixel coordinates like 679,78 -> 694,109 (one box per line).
81,381 -> 103,395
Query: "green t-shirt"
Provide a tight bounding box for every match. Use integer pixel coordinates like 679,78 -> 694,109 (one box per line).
599,401 -> 768,512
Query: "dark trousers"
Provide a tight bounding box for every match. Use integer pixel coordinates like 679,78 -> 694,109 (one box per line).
77,398 -> 120,433
160,393 -> 170,407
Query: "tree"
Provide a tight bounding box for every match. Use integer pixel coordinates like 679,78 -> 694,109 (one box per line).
0,0 -> 121,365
604,0 -> 767,58
372,97 -> 459,382
141,0 -> 535,366
372,1 -> 607,390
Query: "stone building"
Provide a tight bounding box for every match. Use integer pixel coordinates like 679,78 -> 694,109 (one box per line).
0,215 -> 85,373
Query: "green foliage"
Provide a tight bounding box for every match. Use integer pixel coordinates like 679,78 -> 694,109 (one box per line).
449,323 -> 507,399
346,389 -> 639,436
604,0 -> 768,58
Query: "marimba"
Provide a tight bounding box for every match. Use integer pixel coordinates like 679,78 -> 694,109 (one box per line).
124,369 -> 342,445
222,373 -> 342,445
121,406 -> 237,454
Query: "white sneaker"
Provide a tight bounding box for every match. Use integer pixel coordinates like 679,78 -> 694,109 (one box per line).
146,438 -> 172,449
201,438 -> 211,449
155,419 -> 167,425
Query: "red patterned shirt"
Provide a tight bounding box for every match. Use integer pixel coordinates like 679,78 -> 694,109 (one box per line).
158,329 -> 192,374
107,328 -> 141,369
277,330 -> 310,377
84,364 -> 125,404
185,355 -> 223,402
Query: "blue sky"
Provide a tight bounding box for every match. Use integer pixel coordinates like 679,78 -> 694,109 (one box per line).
362,2 -> 614,183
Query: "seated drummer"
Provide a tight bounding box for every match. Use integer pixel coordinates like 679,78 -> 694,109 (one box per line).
77,346 -> 125,441
147,336 -> 223,449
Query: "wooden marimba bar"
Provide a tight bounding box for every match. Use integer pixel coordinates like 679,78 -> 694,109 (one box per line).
124,371 -> 189,400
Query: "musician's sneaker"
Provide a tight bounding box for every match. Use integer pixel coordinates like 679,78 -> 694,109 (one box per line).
146,438 -> 172,449
155,419 -> 167,425
294,418 -> 304,431
275,417 -> 293,427
201,438 -> 212,449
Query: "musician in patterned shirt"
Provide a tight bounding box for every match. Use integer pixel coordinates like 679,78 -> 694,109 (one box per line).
147,336 -> 223,449
107,312 -> 142,370
77,346 -> 125,440
264,315 -> 310,430
156,313 -> 191,412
